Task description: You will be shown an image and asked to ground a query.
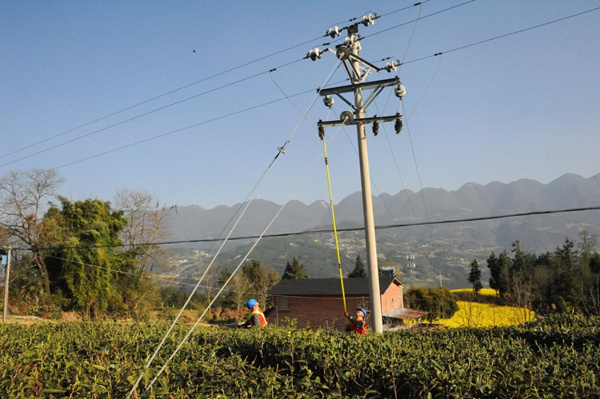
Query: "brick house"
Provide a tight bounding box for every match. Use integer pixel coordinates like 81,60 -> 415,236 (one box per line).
267,276 -> 424,331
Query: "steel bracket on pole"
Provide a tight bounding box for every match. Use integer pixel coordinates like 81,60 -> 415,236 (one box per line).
317,77 -> 398,113
318,113 -> 399,128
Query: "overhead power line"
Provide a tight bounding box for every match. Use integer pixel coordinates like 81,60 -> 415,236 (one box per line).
4,3 -> 596,183
4,2 -> 460,171
52,87 -> 314,170
0,59 -> 304,169
402,6 -> 600,65
365,0 -> 476,42
4,3 -> 427,165
45,255 -> 205,288
24,5 -> 594,172
21,206 -> 600,252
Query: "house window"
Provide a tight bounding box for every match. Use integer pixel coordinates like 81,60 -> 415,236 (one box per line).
279,296 -> 290,311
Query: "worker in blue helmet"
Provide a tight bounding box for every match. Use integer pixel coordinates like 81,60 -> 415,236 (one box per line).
344,307 -> 368,335
244,298 -> 268,327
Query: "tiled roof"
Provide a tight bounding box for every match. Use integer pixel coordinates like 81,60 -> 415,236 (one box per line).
268,276 -> 401,297
383,308 -> 429,320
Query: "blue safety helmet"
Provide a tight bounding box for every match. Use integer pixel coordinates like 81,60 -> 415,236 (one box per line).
246,299 -> 258,309
357,308 -> 367,317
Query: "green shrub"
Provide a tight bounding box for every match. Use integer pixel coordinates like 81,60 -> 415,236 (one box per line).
0,313 -> 598,398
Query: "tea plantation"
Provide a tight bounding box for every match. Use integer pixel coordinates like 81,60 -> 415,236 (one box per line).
1,313 -> 599,398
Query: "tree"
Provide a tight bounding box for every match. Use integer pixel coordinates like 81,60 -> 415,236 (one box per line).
584,252 -> 600,316
221,272 -> 252,311
577,230 -> 597,265
113,188 -> 175,274
551,238 -> 579,311
242,258 -> 280,307
282,256 -> 308,279
467,259 -> 482,293
0,168 -> 64,296
349,254 -> 367,278
508,240 -> 536,309
41,196 -> 136,318
577,230 -> 597,285
488,250 -> 510,298
404,286 -> 458,323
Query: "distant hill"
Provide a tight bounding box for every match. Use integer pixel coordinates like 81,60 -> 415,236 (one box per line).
165,173 -> 600,289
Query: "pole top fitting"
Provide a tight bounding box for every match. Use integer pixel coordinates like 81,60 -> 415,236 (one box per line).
336,46 -> 351,61
340,110 -> 354,124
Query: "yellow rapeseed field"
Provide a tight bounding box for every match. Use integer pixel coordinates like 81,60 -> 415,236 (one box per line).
435,289 -> 535,328
451,288 -> 497,297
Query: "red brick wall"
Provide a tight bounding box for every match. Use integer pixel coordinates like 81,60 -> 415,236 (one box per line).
270,281 -> 404,331
272,295 -> 370,331
380,282 -> 404,313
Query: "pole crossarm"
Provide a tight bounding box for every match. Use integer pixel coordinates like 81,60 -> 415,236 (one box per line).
318,113 -> 400,128
318,77 -> 399,113
318,77 -> 398,97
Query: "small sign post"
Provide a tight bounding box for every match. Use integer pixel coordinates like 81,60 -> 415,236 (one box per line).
3,247 -> 11,323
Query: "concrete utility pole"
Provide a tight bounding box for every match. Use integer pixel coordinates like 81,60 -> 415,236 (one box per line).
309,14 -> 406,333
3,247 -> 11,323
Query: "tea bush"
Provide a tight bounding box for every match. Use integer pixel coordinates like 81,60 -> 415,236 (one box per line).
0,313 -> 599,398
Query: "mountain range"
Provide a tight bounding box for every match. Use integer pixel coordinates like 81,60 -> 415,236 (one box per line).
165,173 -> 600,289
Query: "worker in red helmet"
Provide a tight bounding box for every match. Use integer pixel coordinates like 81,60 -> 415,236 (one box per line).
243,298 -> 268,327
344,307 -> 368,335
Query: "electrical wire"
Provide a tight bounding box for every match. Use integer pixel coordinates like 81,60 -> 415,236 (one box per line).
320,132 -> 347,312
44,254 -> 207,288
127,60 -> 342,399
378,0 -> 431,18
51,87 -> 312,170
402,6 -> 600,65
400,0 -> 424,64
2,1 -> 466,171
8,2 -> 590,174
365,1 -> 477,43
378,111 -> 427,243
141,135 -> 328,397
327,100 -> 400,229
4,48 -> 327,160
370,0 -> 427,239
59,4 -> 596,175
0,59 -> 304,169
18,205 -> 600,253
127,147 -> 280,397
4,3 -> 428,166
401,100 -> 434,241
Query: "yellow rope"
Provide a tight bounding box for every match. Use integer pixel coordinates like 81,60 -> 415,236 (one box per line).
321,136 -> 347,312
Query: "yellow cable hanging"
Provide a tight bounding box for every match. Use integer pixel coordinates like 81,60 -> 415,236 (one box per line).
320,128 -> 347,312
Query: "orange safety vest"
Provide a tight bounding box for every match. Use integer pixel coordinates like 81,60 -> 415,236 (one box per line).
251,308 -> 268,327
348,317 -> 367,335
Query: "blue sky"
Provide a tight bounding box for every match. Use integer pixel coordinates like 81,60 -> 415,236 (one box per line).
2,1 -> 599,209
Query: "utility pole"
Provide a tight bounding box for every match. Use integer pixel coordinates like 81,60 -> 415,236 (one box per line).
3,247 -> 11,323
308,14 -> 406,333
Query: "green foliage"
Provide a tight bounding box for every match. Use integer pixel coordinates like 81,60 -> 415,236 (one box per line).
484,233 -> 600,316
467,259 -> 482,293
404,286 -> 459,322
348,254 -> 367,278
159,287 -> 204,309
487,250 -> 510,297
41,197 -> 137,319
1,313 -> 599,397
282,256 -> 308,279
218,259 -> 280,311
